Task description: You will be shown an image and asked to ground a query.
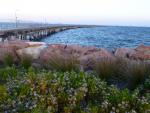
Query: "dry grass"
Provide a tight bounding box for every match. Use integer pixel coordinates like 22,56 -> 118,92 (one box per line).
45,52 -> 80,72
4,54 -> 14,66
20,54 -> 32,69
93,57 -> 150,88
94,58 -> 120,80
126,60 -> 150,89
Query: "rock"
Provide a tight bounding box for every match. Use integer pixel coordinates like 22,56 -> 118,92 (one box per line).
135,44 -> 150,52
130,45 -> 150,60
114,48 -> 136,58
0,40 -> 29,50
40,44 -> 115,70
26,42 -> 46,47
17,44 -> 46,60
79,48 -> 115,70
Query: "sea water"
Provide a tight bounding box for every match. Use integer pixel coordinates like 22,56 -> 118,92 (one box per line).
41,26 -> 150,49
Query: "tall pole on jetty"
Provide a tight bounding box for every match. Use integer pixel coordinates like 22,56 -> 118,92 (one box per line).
15,10 -> 19,28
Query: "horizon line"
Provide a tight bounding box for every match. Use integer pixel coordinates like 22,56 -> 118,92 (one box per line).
0,21 -> 150,28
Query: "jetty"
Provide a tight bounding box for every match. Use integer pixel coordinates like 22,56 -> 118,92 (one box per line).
0,25 -> 88,41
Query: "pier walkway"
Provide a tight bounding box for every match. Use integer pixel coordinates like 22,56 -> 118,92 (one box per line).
0,25 -> 86,41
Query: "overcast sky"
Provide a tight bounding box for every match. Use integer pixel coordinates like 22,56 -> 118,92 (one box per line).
0,0 -> 150,26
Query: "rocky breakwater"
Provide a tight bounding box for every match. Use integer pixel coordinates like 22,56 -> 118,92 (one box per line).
114,44 -> 150,60
39,44 -> 115,70
0,40 -> 150,70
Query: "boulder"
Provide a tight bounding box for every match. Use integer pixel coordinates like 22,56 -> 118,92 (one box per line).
17,45 -> 46,60
40,44 -> 115,70
47,44 -> 104,57
130,45 -> 150,60
0,40 -> 29,50
135,44 -> 150,52
26,42 -> 46,47
114,48 -> 136,58
79,48 -> 115,70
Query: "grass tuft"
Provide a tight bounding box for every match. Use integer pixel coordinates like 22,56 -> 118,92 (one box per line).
126,60 -> 150,89
94,58 -> 119,80
4,54 -> 14,67
45,52 -> 80,72
21,55 -> 32,69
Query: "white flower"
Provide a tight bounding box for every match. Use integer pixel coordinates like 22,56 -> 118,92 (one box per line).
112,107 -> 115,111
130,110 -> 137,113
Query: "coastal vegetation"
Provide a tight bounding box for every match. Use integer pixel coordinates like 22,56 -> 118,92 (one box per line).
0,52 -> 150,113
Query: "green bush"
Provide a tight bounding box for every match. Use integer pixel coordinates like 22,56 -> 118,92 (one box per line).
0,66 -> 18,81
0,69 -> 149,113
0,85 -> 7,103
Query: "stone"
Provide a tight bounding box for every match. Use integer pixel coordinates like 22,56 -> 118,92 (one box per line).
135,44 -> 150,52
79,48 -> 115,70
26,42 -> 46,47
17,44 -> 46,60
0,40 -> 29,50
130,45 -> 150,60
114,48 -> 136,58
40,44 -> 115,70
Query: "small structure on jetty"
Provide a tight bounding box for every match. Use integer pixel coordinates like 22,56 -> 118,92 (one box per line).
0,25 -> 87,41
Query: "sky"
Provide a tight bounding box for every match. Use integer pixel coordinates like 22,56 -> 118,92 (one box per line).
0,0 -> 150,26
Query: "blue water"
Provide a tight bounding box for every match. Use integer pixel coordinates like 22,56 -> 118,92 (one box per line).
41,26 -> 150,49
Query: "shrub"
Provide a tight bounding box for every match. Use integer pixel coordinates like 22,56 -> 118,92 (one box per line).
99,87 -> 150,113
0,85 -> 7,103
0,69 -> 149,113
0,66 -> 18,82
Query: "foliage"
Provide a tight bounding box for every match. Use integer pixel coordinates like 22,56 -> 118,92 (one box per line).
0,85 -> 8,103
0,66 -> 18,82
0,68 -> 149,113
0,54 -> 150,112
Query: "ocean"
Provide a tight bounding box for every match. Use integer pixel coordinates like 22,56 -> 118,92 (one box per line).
0,23 -> 150,49
41,26 -> 150,49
